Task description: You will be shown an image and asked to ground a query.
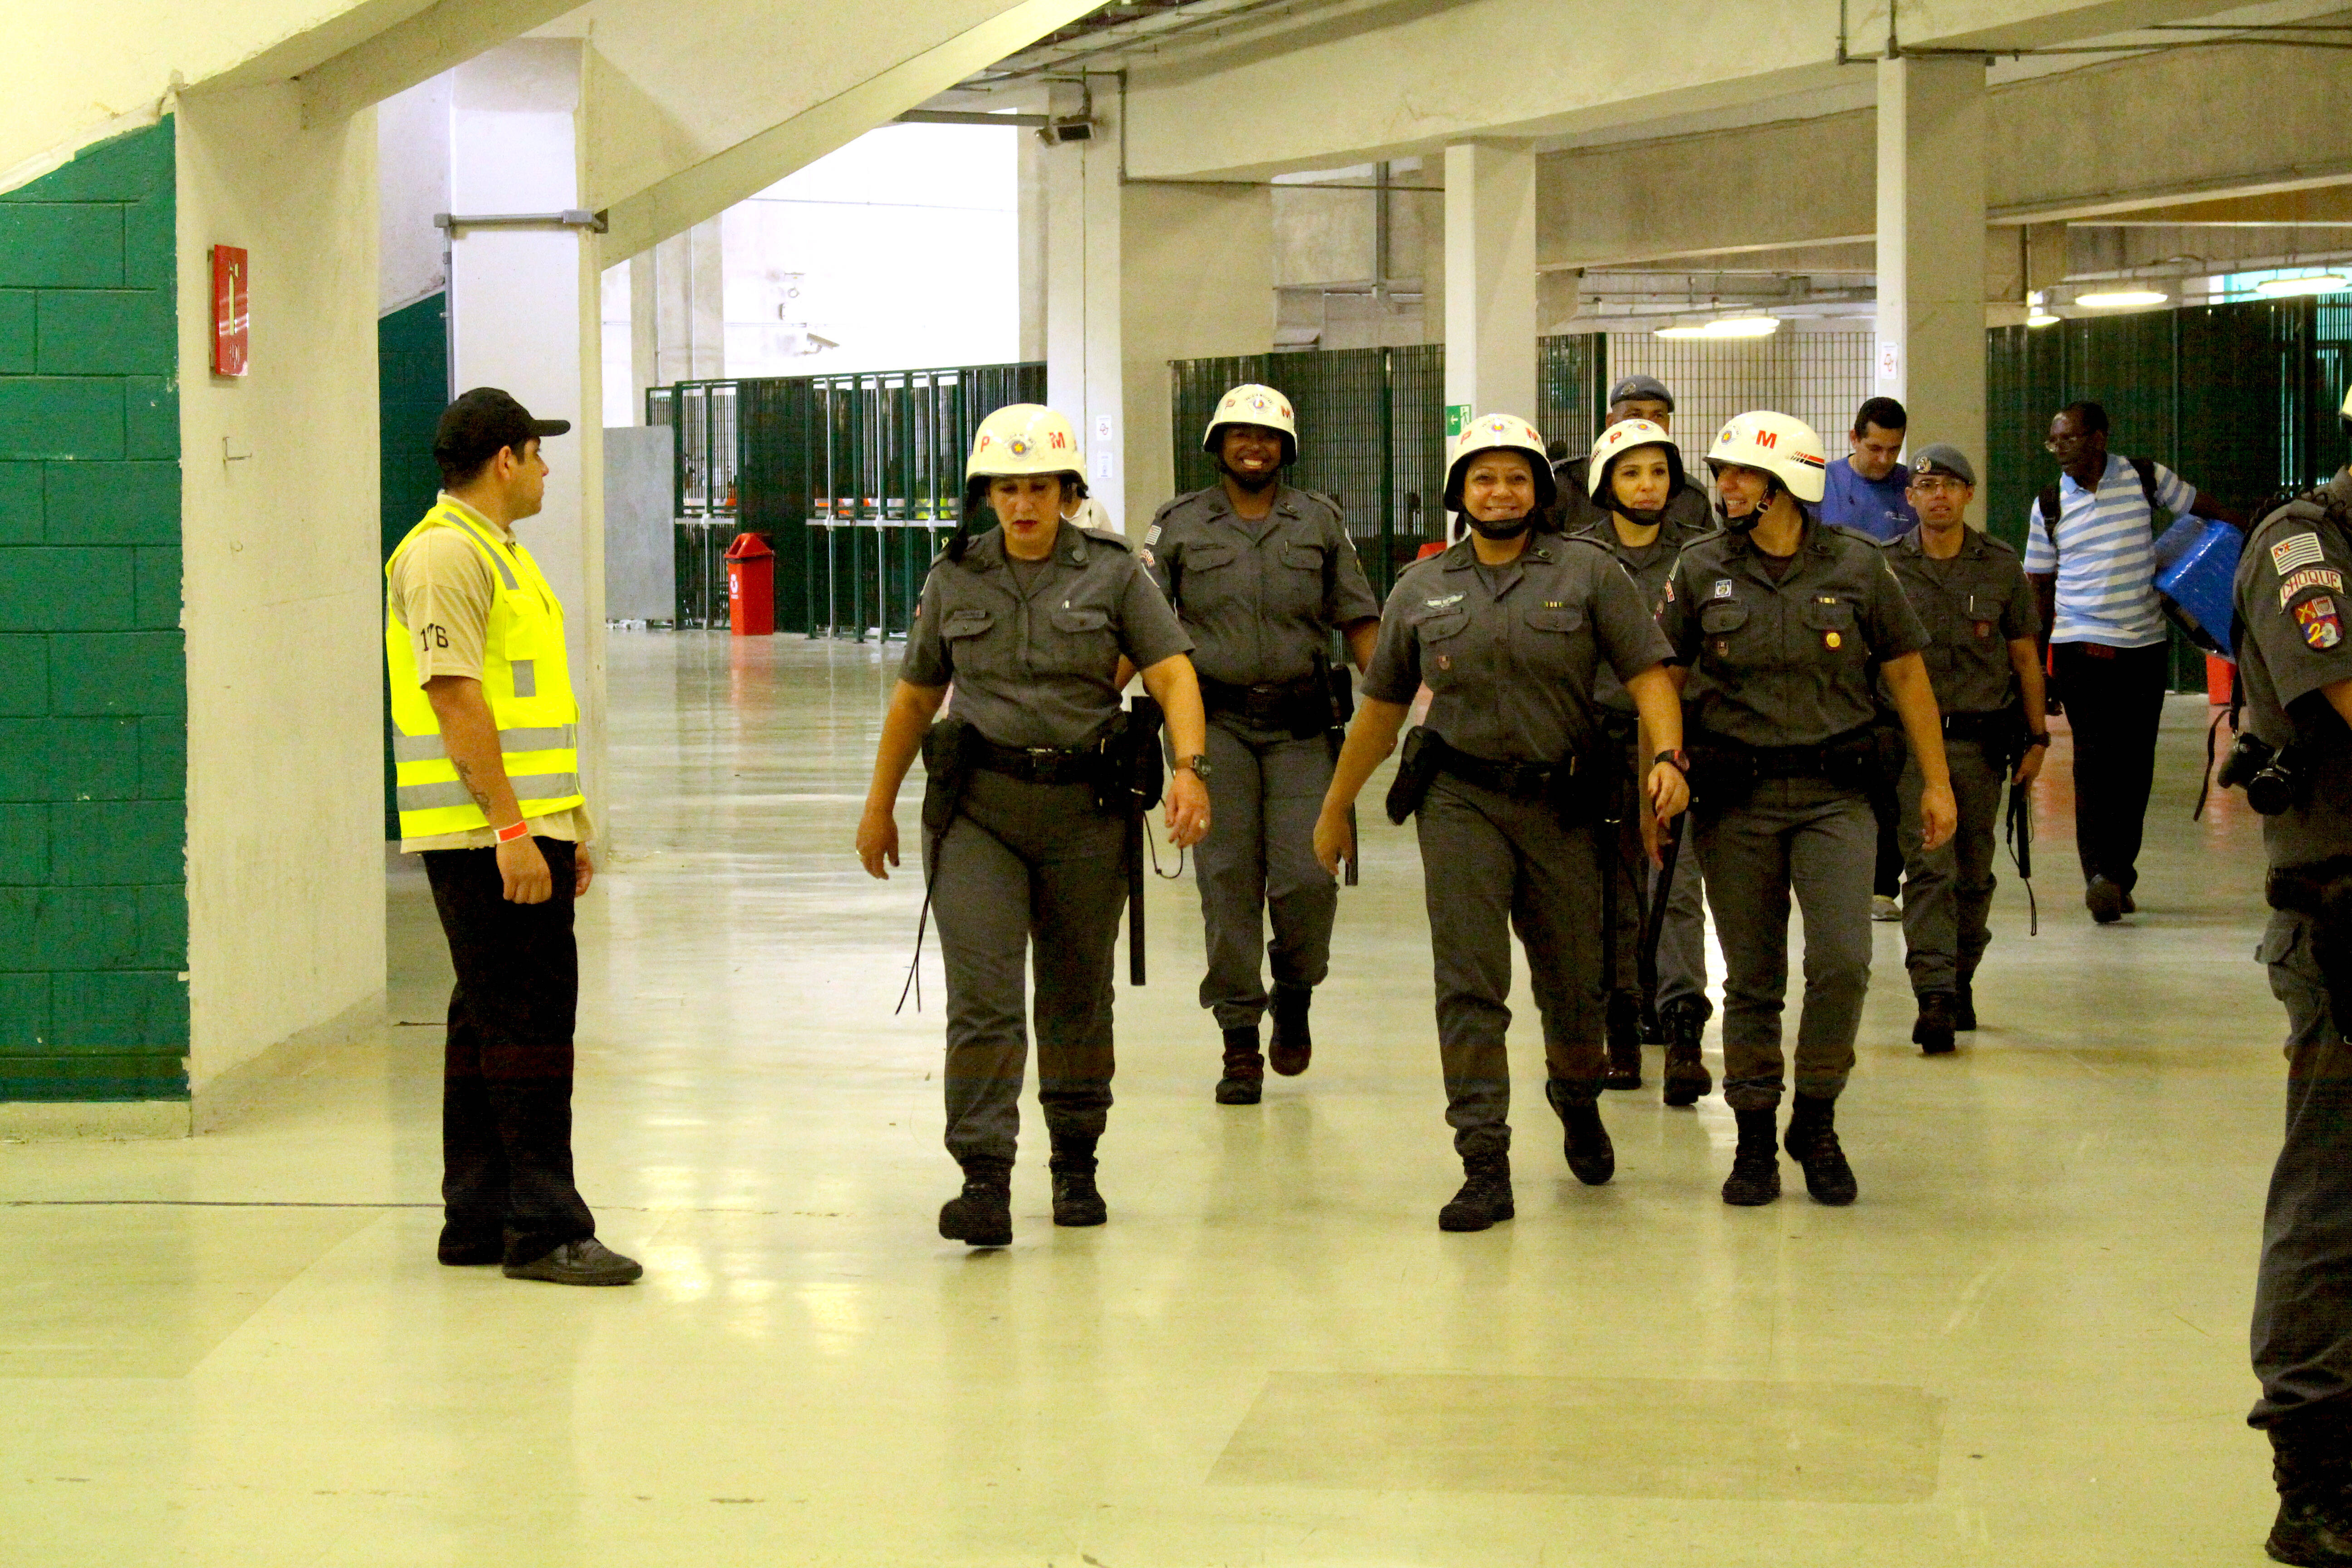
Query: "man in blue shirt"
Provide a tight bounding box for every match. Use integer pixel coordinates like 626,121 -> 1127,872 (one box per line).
1820,397 -> 1919,544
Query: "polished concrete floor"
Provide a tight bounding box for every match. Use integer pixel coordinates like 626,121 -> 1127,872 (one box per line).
0,631 -> 2300,1565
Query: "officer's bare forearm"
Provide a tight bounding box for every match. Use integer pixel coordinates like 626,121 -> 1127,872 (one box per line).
2029,573 -> 2057,661
1113,657 -> 1136,691
422,676 -> 523,827
1343,620 -> 1380,673
2005,637 -> 2048,725
1881,654 -> 1953,790
1624,665 -> 1684,757
2325,678 -> 2352,729
1322,698 -> 1409,816
1139,655 -> 1206,760
865,681 -> 946,813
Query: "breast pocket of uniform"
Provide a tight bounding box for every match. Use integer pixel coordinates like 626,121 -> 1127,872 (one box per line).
1176,542 -> 1240,611
1045,603 -> 1117,675
1415,608 -> 1472,688
1698,601 -> 1752,665
1521,604 -> 1588,679
1800,596 -> 1858,657
1275,540 -> 1328,613
939,606 -> 1002,675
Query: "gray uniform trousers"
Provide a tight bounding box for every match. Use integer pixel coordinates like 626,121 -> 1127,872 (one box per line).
1601,747 -> 1711,1019
1897,738 -> 2005,996
1694,777 -> 1876,1111
2251,910 -> 2352,1426
1194,716 -> 1338,1029
928,769 -> 1127,1166
1416,774 -> 1607,1157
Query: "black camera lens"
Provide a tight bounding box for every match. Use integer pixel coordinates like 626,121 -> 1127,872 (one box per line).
2246,766 -> 2298,817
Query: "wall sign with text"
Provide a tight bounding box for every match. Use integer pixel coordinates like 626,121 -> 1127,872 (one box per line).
211,246 -> 249,377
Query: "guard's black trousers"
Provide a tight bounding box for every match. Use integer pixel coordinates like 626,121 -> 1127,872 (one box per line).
2051,639 -> 2170,892
422,839 -> 598,1267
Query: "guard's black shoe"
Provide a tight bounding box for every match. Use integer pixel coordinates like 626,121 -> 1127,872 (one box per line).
1659,1000 -> 1712,1107
2121,887 -> 2138,915
1912,992 -> 1958,1055
502,1237 -> 643,1286
1215,1026 -> 1264,1105
438,1231 -> 502,1266
939,1159 -> 1014,1247
1953,978 -> 1978,1032
1438,1153 -> 1514,1231
1602,991 -> 1643,1089
1049,1138 -> 1106,1227
1721,1108 -> 1781,1206
1784,1093 -> 1858,1205
2270,1418 -> 2352,1565
1544,1078 -> 1615,1185
1640,997 -> 1666,1046
2086,874 -> 2127,924
1269,985 -> 1313,1077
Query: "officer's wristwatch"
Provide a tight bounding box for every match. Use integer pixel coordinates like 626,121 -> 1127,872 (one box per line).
2024,732 -> 2052,748
1653,749 -> 1690,774
1175,754 -> 1212,780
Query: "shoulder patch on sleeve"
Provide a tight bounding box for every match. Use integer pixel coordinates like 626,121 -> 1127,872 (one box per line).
2280,567 -> 2344,607
2272,532 -> 2329,575
2293,593 -> 2344,649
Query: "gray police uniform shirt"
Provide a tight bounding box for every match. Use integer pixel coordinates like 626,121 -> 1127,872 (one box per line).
1361,534 -> 1674,764
1142,484 -> 1381,687
2235,471 -> 2352,867
901,525 -> 1194,750
1877,526 -> 2038,716
1569,510 -> 1719,714
1551,453 -> 1714,539
1661,518 -> 1929,749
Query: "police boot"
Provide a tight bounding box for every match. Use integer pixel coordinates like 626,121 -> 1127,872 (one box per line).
938,1157 -> 1013,1248
1954,975 -> 1978,1032
1544,1078 -> 1615,1186
1660,999 -> 1712,1108
1783,1093 -> 1858,1206
1912,992 -> 1957,1055
1048,1136 -> 1106,1228
1268,984 -> 1313,1077
1720,1108 -> 1782,1206
2269,1412 -> 2352,1566
1438,1152 -> 1514,1232
1603,991 -> 1644,1089
1215,1026 -> 1264,1105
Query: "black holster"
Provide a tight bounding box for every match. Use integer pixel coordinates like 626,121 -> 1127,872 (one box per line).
1686,739 -> 1759,811
1387,726 -> 1446,824
921,717 -> 977,838
2266,856 -> 2352,1025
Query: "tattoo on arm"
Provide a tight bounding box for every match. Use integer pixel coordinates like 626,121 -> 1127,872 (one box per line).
453,758 -> 494,813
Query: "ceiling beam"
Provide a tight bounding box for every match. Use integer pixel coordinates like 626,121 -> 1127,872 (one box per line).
296,0 -> 588,127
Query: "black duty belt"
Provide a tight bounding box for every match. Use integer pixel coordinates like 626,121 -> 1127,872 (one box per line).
972,737 -> 1103,786
1439,748 -> 1574,801
1741,725 -> 1877,781
1200,672 -> 1325,729
1941,709 -> 2015,745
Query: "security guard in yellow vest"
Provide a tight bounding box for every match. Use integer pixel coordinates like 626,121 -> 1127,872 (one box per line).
384,388 -> 641,1287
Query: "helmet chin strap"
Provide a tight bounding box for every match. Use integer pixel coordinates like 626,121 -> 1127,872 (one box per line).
1714,475 -> 1783,535
1613,503 -> 1670,529
1467,511 -> 1533,541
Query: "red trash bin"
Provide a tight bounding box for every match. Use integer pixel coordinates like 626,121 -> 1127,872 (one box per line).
724,533 -> 775,637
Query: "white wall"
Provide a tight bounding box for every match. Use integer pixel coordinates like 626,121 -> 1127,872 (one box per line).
375,73 -> 450,315
176,83 -> 387,1101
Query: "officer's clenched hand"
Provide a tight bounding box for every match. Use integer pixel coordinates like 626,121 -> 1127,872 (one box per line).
1312,805 -> 1354,877
857,805 -> 901,879
2012,746 -> 2044,788
1166,769 -> 1210,849
1919,780 -> 1959,851
1645,762 -> 1689,826
497,833 -> 554,904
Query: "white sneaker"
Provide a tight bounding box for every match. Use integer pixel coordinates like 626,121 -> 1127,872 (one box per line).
1872,894 -> 1901,922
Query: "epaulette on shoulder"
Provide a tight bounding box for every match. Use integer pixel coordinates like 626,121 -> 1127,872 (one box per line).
1825,523 -> 1880,547
1978,532 -> 2023,558
1083,525 -> 1133,552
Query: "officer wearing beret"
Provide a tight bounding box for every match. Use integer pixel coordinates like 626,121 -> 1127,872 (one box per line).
1313,414 -> 1688,1232
1143,385 -> 1382,1105
1877,445 -> 2047,1053
2231,388 -> 2352,1566
1662,412 -> 1955,1208
1551,375 -> 1713,538
858,405 -> 1211,1248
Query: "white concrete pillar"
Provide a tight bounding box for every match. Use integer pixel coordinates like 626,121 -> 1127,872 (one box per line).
448,39 -> 606,816
1875,55 -> 1987,472
1441,140 -> 1538,425
1044,80 -> 1126,529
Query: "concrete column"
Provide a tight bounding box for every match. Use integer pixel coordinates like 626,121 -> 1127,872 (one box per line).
448,39 -> 606,815
1441,140 -> 1537,423
1044,80 -> 1125,528
1875,56 -> 1987,471
1017,92 -> 1048,363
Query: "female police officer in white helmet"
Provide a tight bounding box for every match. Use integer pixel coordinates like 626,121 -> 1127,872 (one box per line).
1576,418 -> 1718,1106
857,405 -> 1211,1247
1661,411 -> 1955,1207
1311,413 -> 1689,1231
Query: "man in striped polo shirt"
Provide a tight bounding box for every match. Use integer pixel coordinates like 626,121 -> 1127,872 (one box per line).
2026,400 -> 2240,924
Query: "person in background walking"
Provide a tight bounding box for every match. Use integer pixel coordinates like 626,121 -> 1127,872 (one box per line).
2026,400 -> 2241,924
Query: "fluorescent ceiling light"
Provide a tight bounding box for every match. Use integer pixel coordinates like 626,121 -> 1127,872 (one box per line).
2256,274 -> 2351,298
2076,289 -> 2168,309
2027,311 -> 2060,329
1652,325 -> 1713,339
1702,315 -> 1780,338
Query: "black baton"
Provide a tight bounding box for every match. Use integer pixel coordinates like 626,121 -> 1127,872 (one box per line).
1640,809 -> 1682,990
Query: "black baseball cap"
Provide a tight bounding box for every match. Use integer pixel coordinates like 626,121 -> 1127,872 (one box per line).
1607,374 -> 1674,411
433,387 -> 570,470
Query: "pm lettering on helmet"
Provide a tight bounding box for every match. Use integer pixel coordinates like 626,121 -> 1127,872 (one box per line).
1754,431 -> 1778,449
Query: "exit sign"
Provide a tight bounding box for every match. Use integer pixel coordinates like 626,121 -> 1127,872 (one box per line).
1445,402 -> 1472,438
211,246 -> 249,377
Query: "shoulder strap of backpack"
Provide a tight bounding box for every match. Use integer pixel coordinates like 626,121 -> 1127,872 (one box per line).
2131,455 -> 2160,518
2036,483 -> 2062,567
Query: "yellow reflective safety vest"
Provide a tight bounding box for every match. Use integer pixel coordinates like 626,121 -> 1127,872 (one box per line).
384,502 -> 585,840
